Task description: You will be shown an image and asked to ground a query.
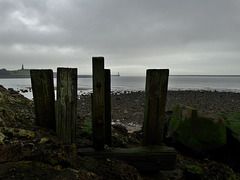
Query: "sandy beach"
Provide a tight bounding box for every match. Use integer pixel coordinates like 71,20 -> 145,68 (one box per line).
78,90 -> 240,131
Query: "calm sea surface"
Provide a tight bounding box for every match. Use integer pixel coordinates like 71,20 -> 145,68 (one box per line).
0,75 -> 240,99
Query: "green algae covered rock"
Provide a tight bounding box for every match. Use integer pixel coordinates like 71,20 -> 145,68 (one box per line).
185,165 -> 203,180
167,104 -> 226,153
226,112 -> 240,143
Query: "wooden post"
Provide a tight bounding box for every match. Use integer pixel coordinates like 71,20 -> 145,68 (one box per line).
92,57 -> 105,150
105,69 -> 111,146
143,69 -> 169,146
30,69 -> 55,130
56,68 -> 77,143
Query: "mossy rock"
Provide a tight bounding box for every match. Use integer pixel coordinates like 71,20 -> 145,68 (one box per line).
0,161 -> 94,180
226,112 -> 240,142
185,165 -> 203,180
167,104 -> 226,153
77,117 -> 92,139
0,127 -> 35,139
185,165 -> 203,174
0,85 -> 35,129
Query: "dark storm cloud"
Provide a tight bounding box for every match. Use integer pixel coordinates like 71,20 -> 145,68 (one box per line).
0,0 -> 240,75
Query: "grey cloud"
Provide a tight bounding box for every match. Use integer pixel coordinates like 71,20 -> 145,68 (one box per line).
0,0 -> 240,75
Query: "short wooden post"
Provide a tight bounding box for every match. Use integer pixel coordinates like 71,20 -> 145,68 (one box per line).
30,69 -> 55,130
92,57 -> 105,150
143,69 -> 169,146
56,68 -> 77,143
105,69 -> 111,146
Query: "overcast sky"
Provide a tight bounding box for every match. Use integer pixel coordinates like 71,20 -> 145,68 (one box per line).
0,0 -> 240,75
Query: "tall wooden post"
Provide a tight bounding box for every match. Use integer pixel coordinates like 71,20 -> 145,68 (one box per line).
92,57 -> 105,150
30,69 -> 55,131
105,69 -> 111,146
56,68 -> 77,143
143,69 -> 169,146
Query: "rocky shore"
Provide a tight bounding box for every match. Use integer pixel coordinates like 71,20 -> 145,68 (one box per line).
79,90 -> 240,131
1,85 -> 240,179
78,90 -> 240,179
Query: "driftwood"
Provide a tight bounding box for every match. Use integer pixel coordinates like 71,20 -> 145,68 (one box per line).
78,146 -> 177,172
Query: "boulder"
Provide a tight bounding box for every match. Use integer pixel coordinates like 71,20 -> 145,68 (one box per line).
226,112 -> 240,143
167,104 -> 226,153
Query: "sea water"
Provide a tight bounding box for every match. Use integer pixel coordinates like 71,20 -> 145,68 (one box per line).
0,75 -> 240,99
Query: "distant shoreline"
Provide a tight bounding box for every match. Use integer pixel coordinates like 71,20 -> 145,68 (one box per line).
1,75 -> 240,79
0,76 -> 31,79
0,66 -> 121,78
170,75 -> 240,77
0,75 -> 118,79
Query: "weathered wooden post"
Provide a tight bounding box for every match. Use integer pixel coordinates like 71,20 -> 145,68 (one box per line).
92,57 -> 105,150
143,69 -> 169,146
30,69 -> 55,130
56,68 -> 77,143
79,67 -> 177,171
105,69 -> 111,146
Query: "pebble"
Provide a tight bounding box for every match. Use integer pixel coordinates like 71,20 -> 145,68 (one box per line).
78,90 -> 240,129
